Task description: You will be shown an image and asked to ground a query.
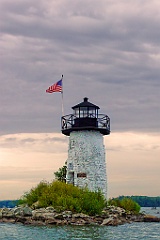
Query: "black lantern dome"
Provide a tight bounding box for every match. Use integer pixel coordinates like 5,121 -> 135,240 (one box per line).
61,97 -> 110,136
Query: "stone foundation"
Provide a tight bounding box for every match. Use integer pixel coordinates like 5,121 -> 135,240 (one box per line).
1,206 -> 154,226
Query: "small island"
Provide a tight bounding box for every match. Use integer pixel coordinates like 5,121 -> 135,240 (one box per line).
0,181 -> 159,226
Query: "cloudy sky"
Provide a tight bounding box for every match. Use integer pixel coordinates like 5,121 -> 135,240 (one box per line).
0,0 -> 160,200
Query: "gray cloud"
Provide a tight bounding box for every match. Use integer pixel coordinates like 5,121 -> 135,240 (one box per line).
0,133 -> 68,153
0,0 -> 159,135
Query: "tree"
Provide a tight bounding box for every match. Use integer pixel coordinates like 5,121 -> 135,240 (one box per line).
54,162 -> 67,182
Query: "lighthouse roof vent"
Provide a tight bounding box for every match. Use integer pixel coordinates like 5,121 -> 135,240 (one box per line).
72,97 -> 100,109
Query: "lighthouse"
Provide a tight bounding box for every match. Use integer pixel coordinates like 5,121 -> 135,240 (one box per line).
61,97 -> 110,198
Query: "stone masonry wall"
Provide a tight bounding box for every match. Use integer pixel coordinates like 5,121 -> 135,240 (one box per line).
66,130 -> 107,198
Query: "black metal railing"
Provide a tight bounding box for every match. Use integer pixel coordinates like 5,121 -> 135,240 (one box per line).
61,114 -> 110,132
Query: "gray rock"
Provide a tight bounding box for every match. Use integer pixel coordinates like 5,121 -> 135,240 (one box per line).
2,208 -> 14,218
101,217 -> 114,226
23,207 -> 32,216
54,213 -> 64,220
32,211 -> 46,221
143,215 -> 160,222
62,211 -> 72,218
14,206 -> 32,217
0,206 -> 149,227
0,209 -> 3,219
46,207 -> 56,212
42,213 -> 56,220
72,213 -> 89,218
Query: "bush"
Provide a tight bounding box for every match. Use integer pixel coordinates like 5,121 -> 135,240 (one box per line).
20,181 -> 106,215
108,197 -> 141,214
20,181 -> 48,207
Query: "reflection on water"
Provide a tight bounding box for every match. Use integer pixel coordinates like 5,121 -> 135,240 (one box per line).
0,222 -> 160,240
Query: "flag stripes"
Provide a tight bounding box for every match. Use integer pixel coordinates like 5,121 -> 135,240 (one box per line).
46,79 -> 62,93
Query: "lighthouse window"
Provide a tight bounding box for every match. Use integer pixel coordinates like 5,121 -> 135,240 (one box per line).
77,173 -> 87,178
74,109 -> 79,118
70,140 -> 75,149
89,108 -> 96,117
80,107 -> 88,117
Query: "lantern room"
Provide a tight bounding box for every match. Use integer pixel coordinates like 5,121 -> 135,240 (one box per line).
61,97 -> 110,136
73,97 -> 99,118
72,97 -> 99,128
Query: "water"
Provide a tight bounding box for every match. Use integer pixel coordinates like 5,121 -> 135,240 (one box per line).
141,207 -> 160,218
0,208 -> 159,240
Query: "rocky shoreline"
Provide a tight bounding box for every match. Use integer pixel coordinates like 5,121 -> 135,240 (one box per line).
0,206 -> 160,226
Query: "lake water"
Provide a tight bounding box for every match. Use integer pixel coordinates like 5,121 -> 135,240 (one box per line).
0,208 -> 159,240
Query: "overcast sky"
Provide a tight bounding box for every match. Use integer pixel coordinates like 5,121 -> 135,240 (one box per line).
0,0 -> 160,200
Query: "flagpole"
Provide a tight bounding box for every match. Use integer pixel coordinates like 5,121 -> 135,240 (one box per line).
61,74 -> 64,116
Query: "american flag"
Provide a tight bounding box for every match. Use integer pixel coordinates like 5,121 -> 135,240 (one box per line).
46,79 -> 62,93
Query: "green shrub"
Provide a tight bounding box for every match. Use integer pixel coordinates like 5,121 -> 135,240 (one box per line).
20,181 -> 106,215
121,198 -> 140,213
108,197 -> 141,214
20,181 -> 48,206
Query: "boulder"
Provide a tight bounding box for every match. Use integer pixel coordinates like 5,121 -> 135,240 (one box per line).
23,206 -> 32,216
0,206 -> 159,226
101,217 -> 114,225
14,206 -> 32,217
31,201 -> 40,209
143,215 -> 160,222
1,208 -> 14,218
32,211 -> 46,221
54,213 -> 64,220
46,206 -> 56,212
42,213 -> 56,221
0,209 -> 2,219
72,213 -> 89,218
62,211 -> 72,218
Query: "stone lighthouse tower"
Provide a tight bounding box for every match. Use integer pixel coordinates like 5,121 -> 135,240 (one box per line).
61,97 -> 110,198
